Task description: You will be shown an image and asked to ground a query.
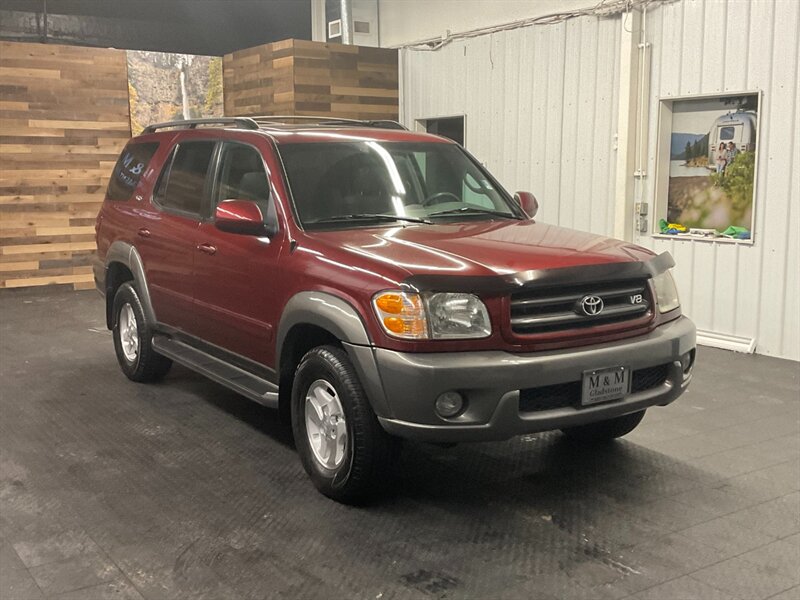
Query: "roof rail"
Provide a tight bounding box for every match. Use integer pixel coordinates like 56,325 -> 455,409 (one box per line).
249,115 -> 408,131
142,117 -> 260,134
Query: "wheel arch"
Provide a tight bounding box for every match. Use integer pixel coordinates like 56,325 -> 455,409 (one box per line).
275,292 -> 390,421
104,241 -> 157,329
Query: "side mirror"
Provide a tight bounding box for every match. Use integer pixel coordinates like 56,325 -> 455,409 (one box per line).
214,199 -> 270,236
514,191 -> 538,218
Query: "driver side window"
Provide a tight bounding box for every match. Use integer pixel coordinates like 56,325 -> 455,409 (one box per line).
215,143 -> 272,220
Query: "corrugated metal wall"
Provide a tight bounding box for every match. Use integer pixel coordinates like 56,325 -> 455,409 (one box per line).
399,0 -> 799,360
400,16 -> 622,236
636,0 -> 799,360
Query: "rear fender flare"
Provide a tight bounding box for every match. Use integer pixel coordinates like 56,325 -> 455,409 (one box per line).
105,241 -> 157,328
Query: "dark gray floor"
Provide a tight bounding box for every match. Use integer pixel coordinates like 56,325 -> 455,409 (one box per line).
0,288 -> 798,600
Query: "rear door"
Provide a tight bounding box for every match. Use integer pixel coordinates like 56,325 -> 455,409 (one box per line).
138,140 -> 216,331
191,139 -> 284,365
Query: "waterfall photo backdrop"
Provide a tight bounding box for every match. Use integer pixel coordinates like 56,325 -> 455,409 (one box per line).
126,50 -> 223,135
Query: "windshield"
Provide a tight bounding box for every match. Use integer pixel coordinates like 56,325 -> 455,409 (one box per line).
277,141 -> 519,228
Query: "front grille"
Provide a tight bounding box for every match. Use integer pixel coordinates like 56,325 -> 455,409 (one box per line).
510,279 -> 651,335
519,381 -> 581,412
518,363 -> 671,413
631,363 -> 671,393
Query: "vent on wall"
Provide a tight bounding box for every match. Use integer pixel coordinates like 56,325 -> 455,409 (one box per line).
353,21 -> 370,34
328,19 -> 342,38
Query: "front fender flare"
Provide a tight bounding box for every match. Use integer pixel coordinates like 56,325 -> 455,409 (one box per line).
276,291 -> 392,418
276,291 -> 371,356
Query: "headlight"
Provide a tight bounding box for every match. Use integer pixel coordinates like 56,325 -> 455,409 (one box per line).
372,291 -> 491,340
652,270 -> 680,313
425,292 -> 491,339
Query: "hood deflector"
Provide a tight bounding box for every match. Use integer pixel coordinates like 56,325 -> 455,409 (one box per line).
401,252 -> 675,295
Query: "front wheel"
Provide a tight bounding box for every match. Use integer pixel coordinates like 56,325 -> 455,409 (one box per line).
112,283 -> 172,382
291,345 -> 400,504
560,410 -> 646,443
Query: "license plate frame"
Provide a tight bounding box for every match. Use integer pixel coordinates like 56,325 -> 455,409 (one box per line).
581,366 -> 631,406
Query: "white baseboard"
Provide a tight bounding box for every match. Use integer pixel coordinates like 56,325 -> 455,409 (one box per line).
696,329 -> 756,354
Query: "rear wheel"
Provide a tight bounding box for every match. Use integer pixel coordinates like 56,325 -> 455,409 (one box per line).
112,283 -> 172,382
560,410 -> 646,443
291,345 -> 400,504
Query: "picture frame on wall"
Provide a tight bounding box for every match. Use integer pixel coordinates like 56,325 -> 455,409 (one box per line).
126,50 -> 224,136
653,91 -> 761,244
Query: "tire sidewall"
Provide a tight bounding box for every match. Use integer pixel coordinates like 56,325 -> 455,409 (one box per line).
562,409 -> 646,443
112,283 -> 148,379
291,349 -> 358,496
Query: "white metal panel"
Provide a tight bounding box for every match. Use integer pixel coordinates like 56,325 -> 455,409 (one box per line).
380,0 -> 600,48
401,14 -> 621,236
399,0 -> 798,360
636,0 -> 800,360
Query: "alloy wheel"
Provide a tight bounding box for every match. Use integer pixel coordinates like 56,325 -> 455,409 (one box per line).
118,302 -> 139,362
305,379 -> 348,470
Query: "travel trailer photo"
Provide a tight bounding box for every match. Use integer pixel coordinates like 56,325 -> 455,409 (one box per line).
707,110 -> 758,169
665,93 -> 759,233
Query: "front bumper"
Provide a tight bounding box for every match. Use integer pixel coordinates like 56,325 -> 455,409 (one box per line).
348,316 -> 695,442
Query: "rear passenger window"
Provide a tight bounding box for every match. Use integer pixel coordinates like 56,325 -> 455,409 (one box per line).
155,141 -> 215,214
107,142 -> 158,201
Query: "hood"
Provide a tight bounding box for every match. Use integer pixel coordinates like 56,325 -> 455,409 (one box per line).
303,219 -> 654,282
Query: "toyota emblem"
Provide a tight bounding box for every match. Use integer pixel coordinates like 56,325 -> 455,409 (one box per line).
580,295 -> 604,316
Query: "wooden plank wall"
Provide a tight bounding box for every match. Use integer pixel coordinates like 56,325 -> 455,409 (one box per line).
224,39 -> 398,120
0,41 -> 131,290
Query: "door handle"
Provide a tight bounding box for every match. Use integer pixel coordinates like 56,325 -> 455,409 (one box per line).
137,228 -> 151,238
197,243 -> 217,256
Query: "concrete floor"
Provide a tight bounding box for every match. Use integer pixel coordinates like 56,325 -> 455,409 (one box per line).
0,288 -> 798,600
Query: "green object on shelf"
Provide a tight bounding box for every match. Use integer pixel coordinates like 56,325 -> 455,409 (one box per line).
659,218 -> 687,234
721,225 -> 749,237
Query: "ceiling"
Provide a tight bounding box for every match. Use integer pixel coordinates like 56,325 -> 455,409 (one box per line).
0,0 -> 312,56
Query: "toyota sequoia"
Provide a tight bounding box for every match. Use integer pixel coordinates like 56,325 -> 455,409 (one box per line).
94,116 -> 696,503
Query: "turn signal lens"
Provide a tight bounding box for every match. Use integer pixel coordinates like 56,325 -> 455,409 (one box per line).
375,293 -> 405,314
373,291 -> 428,339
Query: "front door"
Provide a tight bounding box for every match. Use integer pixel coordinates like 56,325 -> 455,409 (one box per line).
191,140 -> 283,365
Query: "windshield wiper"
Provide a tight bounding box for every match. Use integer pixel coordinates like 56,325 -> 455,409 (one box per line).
428,206 -> 522,220
307,213 -> 431,226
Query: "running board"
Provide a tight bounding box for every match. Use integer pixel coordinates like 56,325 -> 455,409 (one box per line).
152,334 -> 279,408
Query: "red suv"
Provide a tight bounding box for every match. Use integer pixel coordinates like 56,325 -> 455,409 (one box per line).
95,116 -> 695,503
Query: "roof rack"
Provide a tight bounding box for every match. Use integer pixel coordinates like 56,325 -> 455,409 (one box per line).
249,115 -> 408,131
140,115 -> 408,135
142,117 -> 260,134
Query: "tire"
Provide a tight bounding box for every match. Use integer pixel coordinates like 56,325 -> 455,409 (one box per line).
112,282 -> 172,382
291,345 -> 400,504
561,410 -> 646,443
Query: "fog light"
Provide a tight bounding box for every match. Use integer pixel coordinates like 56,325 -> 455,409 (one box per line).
680,349 -> 696,375
435,391 -> 464,418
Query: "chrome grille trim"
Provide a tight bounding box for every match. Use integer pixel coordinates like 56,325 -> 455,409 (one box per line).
511,303 -> 649,328
510,280 -> 651,335
511,285 -> 646,308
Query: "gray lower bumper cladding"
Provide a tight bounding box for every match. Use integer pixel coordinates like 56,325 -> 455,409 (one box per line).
350,316 -> 696,443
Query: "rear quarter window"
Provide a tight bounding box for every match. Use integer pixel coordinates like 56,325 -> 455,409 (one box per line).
107,142 -> 159,201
